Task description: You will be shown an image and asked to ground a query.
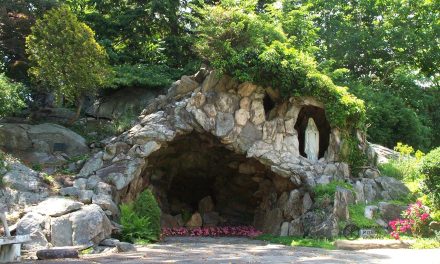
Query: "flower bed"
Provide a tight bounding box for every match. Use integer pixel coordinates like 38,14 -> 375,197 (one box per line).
162,226 -> 262,237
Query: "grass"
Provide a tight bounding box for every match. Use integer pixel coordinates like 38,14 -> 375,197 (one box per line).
255,234 -> 336,250
313,180 -> 353,200
410,237 -> 440,249
348,204 -> 377,227
133,238 -> 152,245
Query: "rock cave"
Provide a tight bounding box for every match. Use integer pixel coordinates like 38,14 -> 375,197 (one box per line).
132,132 -> 292,229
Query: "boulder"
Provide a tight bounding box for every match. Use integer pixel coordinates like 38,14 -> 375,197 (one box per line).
161,214 -> 180,228
116,242 -> 137,252
198,196 -> 214,214
100,238 -> 120,247
289,218 -> 304,237
375,176 -> 410,200
16,212 -> 50,250
333,187 -> 353,221
308,214 -> 339,239
202,212 -> 220,227
378,202 -> 407,222
186,213 -> 202,228
364,205 -> 379,220
280,222 -> 290,236
32,197 -> 83,217
86,87 -> 159,119
69,204 -> 113,246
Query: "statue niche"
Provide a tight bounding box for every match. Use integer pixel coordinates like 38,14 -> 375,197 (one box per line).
294,105 -> 331,160
304,118 -> 319,161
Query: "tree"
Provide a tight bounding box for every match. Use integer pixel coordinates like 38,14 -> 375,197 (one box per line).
26,5 -> 111,122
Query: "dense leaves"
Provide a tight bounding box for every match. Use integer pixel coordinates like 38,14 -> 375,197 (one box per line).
421,148 -> 440,210
0,73 -> 28,117
120,190 -> 161,242
195,2 -> 366,130
26,5 -> 111,119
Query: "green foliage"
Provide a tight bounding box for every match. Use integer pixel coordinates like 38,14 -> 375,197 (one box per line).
120,190 -> 161,243
313,180 -> 353,204
110,63 -> 199,89
26,5 -> 111,105
339,135 -> 368,177
420,148 -> 440,210
348,204 -> 377,228
256,234 -> 335,250
195,2 -> 366,130
0,73 -> 28,117
411,238 -> 440,249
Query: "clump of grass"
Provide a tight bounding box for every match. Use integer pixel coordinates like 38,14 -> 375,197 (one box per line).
348,204 -> 377,228
313,180 -> 354,207
255,234 -> 335,250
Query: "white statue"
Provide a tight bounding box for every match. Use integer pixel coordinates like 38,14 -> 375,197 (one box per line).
304,118 -> 319,162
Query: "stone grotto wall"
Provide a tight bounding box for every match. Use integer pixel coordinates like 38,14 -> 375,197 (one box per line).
61,69 -> 356,236
3,69 -> 411,252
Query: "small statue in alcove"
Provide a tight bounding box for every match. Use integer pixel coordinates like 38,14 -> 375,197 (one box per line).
305,118 -> 319,162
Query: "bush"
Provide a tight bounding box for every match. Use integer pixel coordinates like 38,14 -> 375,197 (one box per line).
0,73 -> 28,117
195,2 -> 366,130
120,190 -> 161,243
421,147 -> 440,210
389,201 -> 431,239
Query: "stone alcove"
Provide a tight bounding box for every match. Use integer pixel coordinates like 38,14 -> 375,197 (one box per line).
294,105 -> 331,159
120,132 -> 292,229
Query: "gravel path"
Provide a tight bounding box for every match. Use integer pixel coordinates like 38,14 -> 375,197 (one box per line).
22,237 -> 440,264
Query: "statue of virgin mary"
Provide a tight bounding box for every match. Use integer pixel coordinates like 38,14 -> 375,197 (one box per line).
304,118 -> 319,162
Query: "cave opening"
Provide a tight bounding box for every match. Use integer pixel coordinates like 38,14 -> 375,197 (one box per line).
294,105 -> 331,159
139,132 -> 291,229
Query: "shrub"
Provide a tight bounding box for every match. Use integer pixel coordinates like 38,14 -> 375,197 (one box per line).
389,200 -> 431,239
421,147 -> 440,210
0,73 -> 28,118
120,189 -> 161,243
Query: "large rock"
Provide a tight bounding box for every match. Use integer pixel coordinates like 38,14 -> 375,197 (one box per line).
378,202 -> 407,222
198,196 -> 214,214
86,87 -> 159,119
186,213 -> 202,228
375,176 -> 410,200
308,213 -> 339,239
333,187 -> 353,221
0,123 -> 89,165
69,204 -> 113,246
16,212 -> 50,250
32,197 -> 83,217
202,212 -> 221,227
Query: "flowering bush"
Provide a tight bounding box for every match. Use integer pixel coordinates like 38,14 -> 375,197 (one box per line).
162,226 -> 262,238
389,201 -> 431,239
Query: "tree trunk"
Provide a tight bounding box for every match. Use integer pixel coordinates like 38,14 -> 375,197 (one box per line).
68,96 -> 84,125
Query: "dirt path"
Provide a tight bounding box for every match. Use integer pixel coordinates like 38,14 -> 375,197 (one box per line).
22,237 -> 440,264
